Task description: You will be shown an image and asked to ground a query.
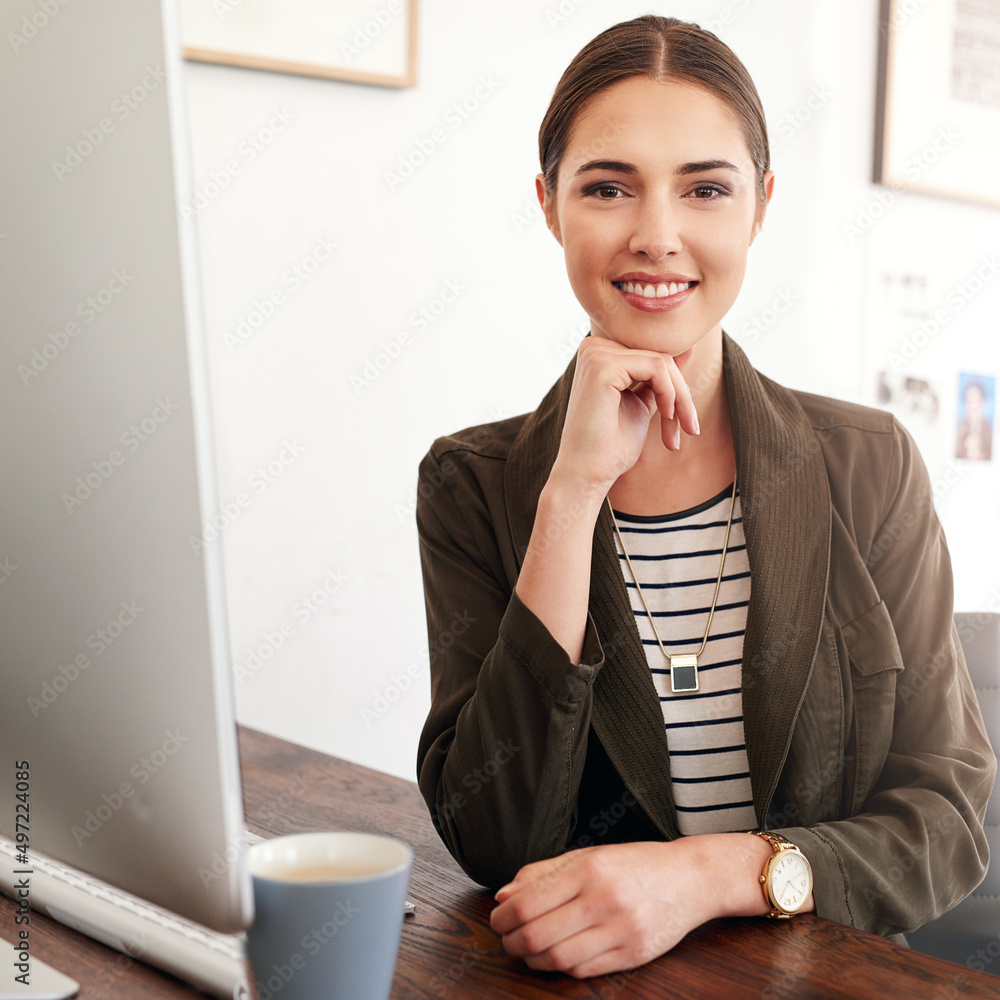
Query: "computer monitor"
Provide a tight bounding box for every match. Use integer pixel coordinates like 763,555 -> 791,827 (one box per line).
0,0 -> 251,933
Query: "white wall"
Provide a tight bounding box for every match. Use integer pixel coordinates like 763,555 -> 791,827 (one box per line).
179,0 -> 1000,780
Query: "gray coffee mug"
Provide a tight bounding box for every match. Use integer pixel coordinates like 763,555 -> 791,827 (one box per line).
245,832 -> 412,1000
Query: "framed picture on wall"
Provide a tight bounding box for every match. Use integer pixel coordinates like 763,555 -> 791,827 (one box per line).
179,0 -> 419,88
874,0 -> 1000,207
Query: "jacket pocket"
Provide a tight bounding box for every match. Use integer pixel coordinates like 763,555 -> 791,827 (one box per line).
841,600 -> 905,814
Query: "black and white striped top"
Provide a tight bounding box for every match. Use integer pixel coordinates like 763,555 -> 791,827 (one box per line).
611,483 -> 757,836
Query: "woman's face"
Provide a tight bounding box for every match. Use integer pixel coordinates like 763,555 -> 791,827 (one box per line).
965,385 -> 985,417
538,75 -> 773,366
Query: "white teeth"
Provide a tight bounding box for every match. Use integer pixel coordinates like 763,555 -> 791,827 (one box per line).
621,281 -> 692,298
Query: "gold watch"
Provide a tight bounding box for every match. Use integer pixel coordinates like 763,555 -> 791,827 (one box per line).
749,831 -> 813,919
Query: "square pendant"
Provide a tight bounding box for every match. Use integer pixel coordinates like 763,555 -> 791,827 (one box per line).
670,653 -> 699,693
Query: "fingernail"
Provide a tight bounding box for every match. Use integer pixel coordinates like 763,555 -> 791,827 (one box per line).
673,426 -> 681,450
693,412 -> 701,435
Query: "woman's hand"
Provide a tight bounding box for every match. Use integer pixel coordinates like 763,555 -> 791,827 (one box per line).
489,835 -> 775,978
511,336 -> 702,662
550,337 -> 700,499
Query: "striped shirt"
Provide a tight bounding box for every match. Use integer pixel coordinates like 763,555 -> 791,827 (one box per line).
611,483 -> 757,836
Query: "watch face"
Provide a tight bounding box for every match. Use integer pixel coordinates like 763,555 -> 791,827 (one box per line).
770,851 -> 811,913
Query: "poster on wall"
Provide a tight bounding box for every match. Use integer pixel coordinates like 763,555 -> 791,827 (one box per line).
179,0 -> 419,87
955,372 -> 995,461
875,0 -> 1000,207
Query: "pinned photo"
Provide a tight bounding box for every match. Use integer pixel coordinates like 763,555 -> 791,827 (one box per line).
956,373 -> 995,461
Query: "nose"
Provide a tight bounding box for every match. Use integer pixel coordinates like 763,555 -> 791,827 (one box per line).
627,196 -> 681,261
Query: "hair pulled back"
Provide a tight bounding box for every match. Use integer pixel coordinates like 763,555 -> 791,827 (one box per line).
538,15 -> 770,206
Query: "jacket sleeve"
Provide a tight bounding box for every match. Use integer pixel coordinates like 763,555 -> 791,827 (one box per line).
783,417 -> 996,936
414,443 -> 604,888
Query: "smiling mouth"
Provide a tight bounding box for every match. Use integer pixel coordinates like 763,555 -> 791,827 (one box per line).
613,280 -> 696,299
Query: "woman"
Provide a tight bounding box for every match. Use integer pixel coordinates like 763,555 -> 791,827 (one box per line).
415,15 -> 995,979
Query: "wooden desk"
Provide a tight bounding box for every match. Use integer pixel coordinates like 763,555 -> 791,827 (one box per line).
3,726 -> 999,999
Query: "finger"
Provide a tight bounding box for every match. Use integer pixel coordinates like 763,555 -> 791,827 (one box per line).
490,858 -> 582,935
624,381 -> 657,418
498,896 -> 596,960
671,371 -> 699,437
562,944 -> 640,980
660,412 -> 682,452
520,926 -> 622,975
646,355 -> 699,437
494,884 -> 515,903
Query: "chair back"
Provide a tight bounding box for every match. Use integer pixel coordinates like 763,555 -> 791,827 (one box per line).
906,612 -> 1000,967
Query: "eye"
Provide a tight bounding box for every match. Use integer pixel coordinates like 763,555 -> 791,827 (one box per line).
583,182 -> 626,200
688,183 -> 728,200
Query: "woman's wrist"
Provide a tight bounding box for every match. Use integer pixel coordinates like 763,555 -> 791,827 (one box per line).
702,832 -> 816,919
541,461 -> 614,517
667,833 -> 774,921
514,469 -> 606,664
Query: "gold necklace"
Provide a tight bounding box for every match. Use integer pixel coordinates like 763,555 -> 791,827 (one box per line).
608,477 -> 738,694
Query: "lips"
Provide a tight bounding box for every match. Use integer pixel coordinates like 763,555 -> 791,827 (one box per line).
611,275 -> 698,311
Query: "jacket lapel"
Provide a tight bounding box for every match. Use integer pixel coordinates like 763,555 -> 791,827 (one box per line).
722,336 -> 832,824
503,334 -> 832,837
503,353 -> 680,837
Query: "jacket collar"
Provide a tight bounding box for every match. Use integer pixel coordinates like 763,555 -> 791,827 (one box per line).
504,334 -> 832,836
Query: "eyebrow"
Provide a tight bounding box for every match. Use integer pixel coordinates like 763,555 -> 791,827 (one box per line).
573,158 -> 741,176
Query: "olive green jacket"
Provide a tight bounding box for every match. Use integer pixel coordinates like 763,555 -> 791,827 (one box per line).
415,334 -> 995,937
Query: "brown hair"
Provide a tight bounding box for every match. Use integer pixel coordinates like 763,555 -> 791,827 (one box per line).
538,15 -> 770,206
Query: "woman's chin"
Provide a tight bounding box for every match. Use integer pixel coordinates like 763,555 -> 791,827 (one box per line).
596,328 -> 717,364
